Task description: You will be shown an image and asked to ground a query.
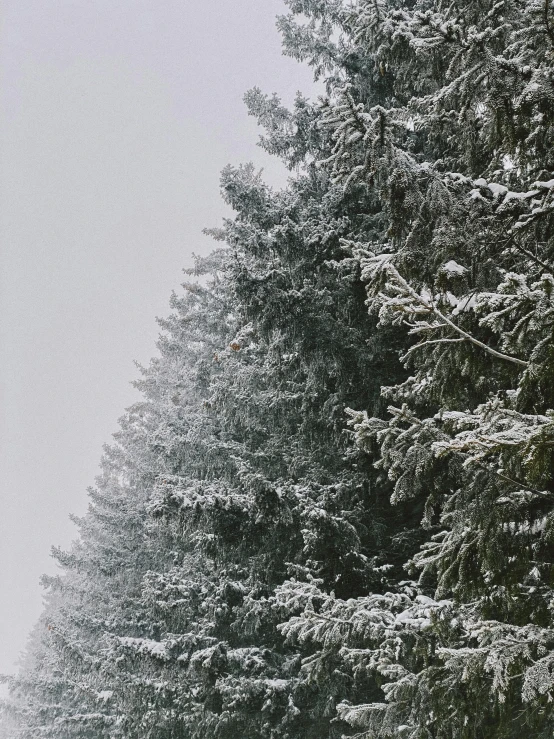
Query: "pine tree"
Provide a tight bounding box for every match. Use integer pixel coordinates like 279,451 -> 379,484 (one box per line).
4,1 -> 554,737
276,0 -> 554,736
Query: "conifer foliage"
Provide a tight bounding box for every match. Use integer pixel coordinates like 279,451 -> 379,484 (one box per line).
3,1 -> 554,737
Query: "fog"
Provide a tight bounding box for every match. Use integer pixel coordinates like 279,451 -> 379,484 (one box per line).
0,0 -> 315,684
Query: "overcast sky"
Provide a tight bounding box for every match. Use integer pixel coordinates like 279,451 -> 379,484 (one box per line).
0,0 -> 316,684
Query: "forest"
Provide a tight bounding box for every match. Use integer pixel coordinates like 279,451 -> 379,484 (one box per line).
2,0 -> 554,736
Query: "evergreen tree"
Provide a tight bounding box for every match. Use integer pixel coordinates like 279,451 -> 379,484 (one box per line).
3,1 -> 554,737
277,0 -> 554,736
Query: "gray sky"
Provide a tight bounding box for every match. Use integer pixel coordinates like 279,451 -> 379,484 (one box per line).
0,0 -> 315,683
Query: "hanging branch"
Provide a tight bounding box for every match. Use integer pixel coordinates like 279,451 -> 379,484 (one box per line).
378,261 -> 529,368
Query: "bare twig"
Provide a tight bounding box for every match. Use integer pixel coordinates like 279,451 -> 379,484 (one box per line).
502,233 -> 553,273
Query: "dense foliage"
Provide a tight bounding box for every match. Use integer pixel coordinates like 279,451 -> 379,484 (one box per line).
3,0 -> 554,736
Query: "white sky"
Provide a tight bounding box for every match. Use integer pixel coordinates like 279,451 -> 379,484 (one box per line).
0,0 -> 316,684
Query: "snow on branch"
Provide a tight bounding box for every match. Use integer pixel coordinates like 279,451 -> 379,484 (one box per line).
362,255 -> 529,368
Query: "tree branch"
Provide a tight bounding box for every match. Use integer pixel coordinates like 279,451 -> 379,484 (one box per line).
384,264 -> 529,368
502,233 -> 553,273
401,337 -> 466,363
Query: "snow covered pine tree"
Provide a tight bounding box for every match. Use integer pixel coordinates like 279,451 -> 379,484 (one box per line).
2,1 -> 554,738
276,0 -> 554,736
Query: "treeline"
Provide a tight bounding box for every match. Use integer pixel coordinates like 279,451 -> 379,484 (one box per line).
3,1 -> 554,736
